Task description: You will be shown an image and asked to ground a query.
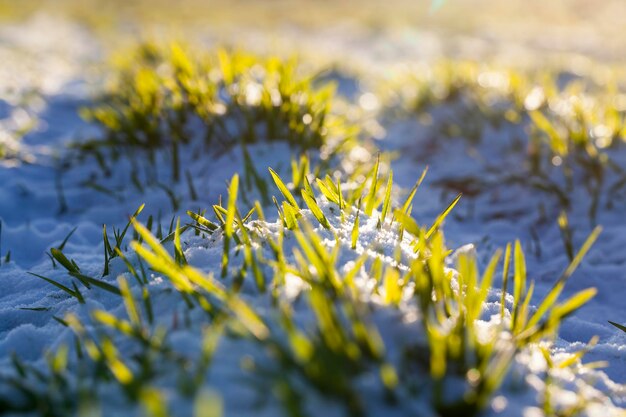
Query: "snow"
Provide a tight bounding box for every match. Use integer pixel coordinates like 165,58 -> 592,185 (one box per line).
0,14 -> 625,417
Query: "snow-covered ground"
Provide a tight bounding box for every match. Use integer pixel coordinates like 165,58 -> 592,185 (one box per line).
0,14 -> 625,417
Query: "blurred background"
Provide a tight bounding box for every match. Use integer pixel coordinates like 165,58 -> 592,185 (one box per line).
0,0 -> 624,158
0,0 -> 622,99
1,0 -> 625,63
0,0 -> 623,98
1,0 -> 625,53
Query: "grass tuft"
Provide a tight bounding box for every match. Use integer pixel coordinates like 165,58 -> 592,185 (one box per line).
77,42 -> 358,185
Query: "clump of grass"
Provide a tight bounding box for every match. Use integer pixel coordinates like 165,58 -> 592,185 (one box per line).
3,165 -> 605,417
257,226 -> 397,417
388,60 -> 626,223
78,42 -> 358,182
538,335 -> 609,417
0,347 -> 88,417
223,167 -> 602,415
391,211 -> 601,416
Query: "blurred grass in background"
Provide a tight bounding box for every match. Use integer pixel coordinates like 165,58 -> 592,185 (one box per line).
0,0 -> 623,163
0,0 -> 624,63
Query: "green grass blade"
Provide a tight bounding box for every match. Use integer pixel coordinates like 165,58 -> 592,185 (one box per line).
379,171 -> 393,227
50,248 -> 80,273
400,166 -> 428,214
301,189 -> 330,229
477,250 -> 502,318
315,178 -> 339,205
558,226 -> 602,284
608,321 -> 626,333
393,209 -> 421,238
527,227 -> 602,330
118,204 -> 145,247
119,276 -> 141,326
364,155 -> 380,215
511,240 -> 526,328
425,194 -> 461,239
27,272 -> 84,303
92,310 -> 135,336
57,227 -> 78,251
303,176 -> 315,199
69,273 -> 122,296
269,168 -> 299,209
500,243 -> 512,319
174,218 -> 187,265
351,210 -> 360,250
131,219 -> 173,262
187,211 -> 218,232
552,288 -> 597,321
336,177 -> 344,210
224,175 -> 239,239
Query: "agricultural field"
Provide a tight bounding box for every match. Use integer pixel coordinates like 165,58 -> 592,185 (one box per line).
0,1 -> 625,416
